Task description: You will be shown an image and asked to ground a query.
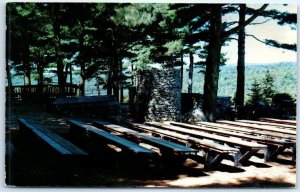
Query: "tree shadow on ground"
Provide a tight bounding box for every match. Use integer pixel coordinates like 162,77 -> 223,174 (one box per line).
271,157 -> 295,166
201,178 -> 295,188
241,161 -> 272,168
5,103 -> 296,187
6,143 -> 211,187
215,163 -> 245,173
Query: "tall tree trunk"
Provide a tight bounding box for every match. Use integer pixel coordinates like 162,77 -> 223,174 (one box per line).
203,5 -> 222,122
79,21 -> 86,96
131,62 -> 134,86
119,58 -> 124,103
51,4 -> 66,94
23,41 -> 31,86
107,59 -> 113,95
235,4 -> 246,107
79,65 -> 85,96
188,50 -> 194,93
37,62 -> 44,94
69,63 -> 73,85
37,53 -> 44,87
112,57 -> 119,101
6,60 -> 13,105
23,63 -> 31,86
107,28 -> 115,96
180,52 -> 184,91
37,57 -> 44,94
37,64 -> 44,86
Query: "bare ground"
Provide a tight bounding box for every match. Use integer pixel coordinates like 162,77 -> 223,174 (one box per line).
5,104 -> 296,188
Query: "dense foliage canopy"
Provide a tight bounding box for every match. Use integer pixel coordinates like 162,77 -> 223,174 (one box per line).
6,3 -> 296,121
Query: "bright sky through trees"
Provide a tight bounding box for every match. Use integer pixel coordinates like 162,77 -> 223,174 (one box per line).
224,4 -> 297,64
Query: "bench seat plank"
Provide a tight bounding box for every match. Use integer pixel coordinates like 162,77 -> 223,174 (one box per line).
93,120 -> 197,155
217,120 -> 296,135
129,123 -> 242,168
146,122 -> 267,149
170,121 -> 295,161
237,120 -> 296,130
197,121 -> 296,141
259,118 -> 296,126
170,121 -> 294,147
130,123 -> 239,153
145,122 -> 269,163
18,118 -> 88,156
67,119 -> 156,155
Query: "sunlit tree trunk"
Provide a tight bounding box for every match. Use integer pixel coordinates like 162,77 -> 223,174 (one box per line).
180,52 -> 184,91
188,50 -> 194,93
131,62 -> 134,85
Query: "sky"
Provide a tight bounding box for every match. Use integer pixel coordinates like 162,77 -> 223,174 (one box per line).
222,4 -> 297,65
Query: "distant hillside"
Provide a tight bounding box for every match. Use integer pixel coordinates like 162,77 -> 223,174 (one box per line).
182,62 -> 297,101
10,62 -> 297,100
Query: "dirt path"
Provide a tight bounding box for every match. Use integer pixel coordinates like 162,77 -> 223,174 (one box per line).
5,104 -> 296,188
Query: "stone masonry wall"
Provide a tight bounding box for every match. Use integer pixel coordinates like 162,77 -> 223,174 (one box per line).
135,68 -> 181,122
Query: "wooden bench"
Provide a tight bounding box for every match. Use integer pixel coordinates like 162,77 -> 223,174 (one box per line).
17,118 -> 88,156
170,121 -> 295,161
93,120 -> 198,156
197,121 -> 296,141
146,122 -> 269,164
129,122 -> 242,169
67,119 -> 156,155
217,120 -> 296,135
260,118 -> 296,126
237,120 -> 296,130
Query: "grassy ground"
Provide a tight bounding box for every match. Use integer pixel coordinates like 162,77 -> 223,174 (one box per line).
5,103 -> 296,188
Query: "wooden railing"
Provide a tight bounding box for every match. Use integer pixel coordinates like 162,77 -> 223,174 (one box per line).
6,84 -> 79,102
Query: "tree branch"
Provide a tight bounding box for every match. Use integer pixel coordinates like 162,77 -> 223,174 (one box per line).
250,19 -> 271,25
246,34 -> 266,44
246,34 -> 297,51
225,21 -> 239,28
224,4 -> 268,38
226,37 -> 238,41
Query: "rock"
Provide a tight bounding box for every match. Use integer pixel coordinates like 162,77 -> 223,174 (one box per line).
182,107 -> 207,124
133,68 -> 181,122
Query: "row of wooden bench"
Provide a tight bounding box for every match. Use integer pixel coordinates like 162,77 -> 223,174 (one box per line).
17,118 -> 238,170
17,119 -> 199,166
259,118 -> 296,126
234,119 -> 296,130
170,121 -> 295,161
17,118 -> 295,171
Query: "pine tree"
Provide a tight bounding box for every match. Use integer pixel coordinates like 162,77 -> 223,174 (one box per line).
235,4 -> 296,109
261,70 -> 276,104
248,79 -> 263,105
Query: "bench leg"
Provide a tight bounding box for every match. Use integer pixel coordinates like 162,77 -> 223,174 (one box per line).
232,151 -> 242,167
204,151 -> 224,171
265,146 -> 287,161
238,148 -> 260,164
